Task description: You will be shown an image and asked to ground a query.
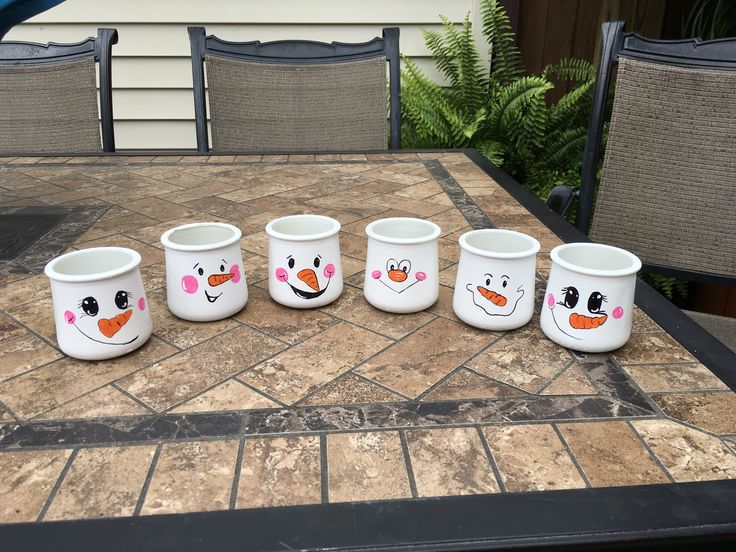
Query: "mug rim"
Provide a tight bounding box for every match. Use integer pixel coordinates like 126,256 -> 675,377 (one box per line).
459,229 -> 541,259
265,214 -> 341,242
161,222 -> 242,252
550,242 -> 642,277
365,217 -> 441,245
44,246 -> 141,283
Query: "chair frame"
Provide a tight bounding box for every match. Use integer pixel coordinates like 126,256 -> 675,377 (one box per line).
0,28 -> 118,153
188,26 -> 401,153
548,21 -> 736,286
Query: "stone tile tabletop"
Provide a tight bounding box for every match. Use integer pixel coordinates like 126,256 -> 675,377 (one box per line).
0,153 -> 734,528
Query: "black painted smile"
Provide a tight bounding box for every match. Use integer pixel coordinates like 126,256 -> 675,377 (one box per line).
205,290 -> 222,303
288,282 -> 328,299
73,325 -> 139,346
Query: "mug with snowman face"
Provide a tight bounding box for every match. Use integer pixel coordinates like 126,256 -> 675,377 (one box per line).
453,229 -> 540,331
266,214 -> 343,308
540,242 -> 641,352
161,222 -> 248,321
363,217 -> 441,313
44,247 -> 153,360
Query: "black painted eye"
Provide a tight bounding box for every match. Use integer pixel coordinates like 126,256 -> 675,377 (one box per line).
313,256 -> 321,268
588,291 -> 605,314
398,259 -> 411,274
288,258 -> 295,269
115,290 -> 129,309
386,258 -> 399,272
485,278 -> 491,286
220,264 -> 225,272
198,267 -> 204,276
502,280 -> 508,288
562,287 -> 579,309
81,296 -> 99,316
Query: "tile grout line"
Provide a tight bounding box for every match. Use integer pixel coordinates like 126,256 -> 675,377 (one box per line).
535,359 -> 576,395
133,442 -> 163,516
625,420 -> 677,484
551,423 -> 593,489
460,364 -> 536,397
398,430 -> 419,498
319,434 -> 329,505
229,437 -> 247,510
111,382 -> 159,415
36,448 -> 79,522
476,426 -> 508,493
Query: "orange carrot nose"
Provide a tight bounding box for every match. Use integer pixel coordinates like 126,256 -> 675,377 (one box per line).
98,309 -> 132,338
297,268 -> 320,291
388,269 -> 408,282
569,312 -> 607,330
477,286 -> 507,307
208,273 -> 234,287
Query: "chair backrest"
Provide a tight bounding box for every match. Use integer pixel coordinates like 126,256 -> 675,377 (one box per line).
0,28 -> 117,154
578,21 -> 736,285
188,27 -> 400,153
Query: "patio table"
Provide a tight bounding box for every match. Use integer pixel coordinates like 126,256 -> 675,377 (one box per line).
0,150 -> 734,550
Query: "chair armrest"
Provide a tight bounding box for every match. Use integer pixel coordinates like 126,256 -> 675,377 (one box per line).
545,185 -> 579,217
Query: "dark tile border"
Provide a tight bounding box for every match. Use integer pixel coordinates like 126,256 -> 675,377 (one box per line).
0,206 -> 108,274
0,394 -> 653,449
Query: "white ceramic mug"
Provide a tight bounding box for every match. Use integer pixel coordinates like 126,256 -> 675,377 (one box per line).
44,247 -> 153,360
363,217 -> 441,313
540,242 -> 642,352
161,222 -> 248,321
453,229 -> 540,331
266,214 -> 343,308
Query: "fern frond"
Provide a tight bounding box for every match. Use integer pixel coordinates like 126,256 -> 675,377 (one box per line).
543,58 -> 596,83
474,139 -> 507,165
541,127 -> 588,166
548,80 -> 594,128
487,77 -> 552,143
480,0 -> 524,86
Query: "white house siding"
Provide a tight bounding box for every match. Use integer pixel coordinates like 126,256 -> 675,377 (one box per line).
6,0 -> 481,150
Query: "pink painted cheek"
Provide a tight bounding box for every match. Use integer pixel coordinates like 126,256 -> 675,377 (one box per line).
612,306 -> 624,319
229,264 -> 241,283
275,267 -> 289,282
138,297 -> 146,311
181,274 -> 199,294
416,271 -> 427,281
371,270 -> 382,279
64,310 -> 76,324
323,263 -> 336,278
547,293 -> 555,308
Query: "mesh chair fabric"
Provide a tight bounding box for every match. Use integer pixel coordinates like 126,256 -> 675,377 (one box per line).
591,58 -> 736,278
0,57 -> 101,153
205,55 -> 387,152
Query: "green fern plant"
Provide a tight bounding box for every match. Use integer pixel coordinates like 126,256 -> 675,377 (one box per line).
401,0 -> 599,201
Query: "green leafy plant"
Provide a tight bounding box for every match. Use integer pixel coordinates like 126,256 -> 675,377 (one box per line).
400,0 -> 601,201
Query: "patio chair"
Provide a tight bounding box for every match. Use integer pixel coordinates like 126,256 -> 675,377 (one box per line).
545,21 -> 736,351
0,28 -> 117,153
187,27 -> 400,153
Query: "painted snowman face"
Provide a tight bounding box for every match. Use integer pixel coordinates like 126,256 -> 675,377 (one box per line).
274,253 -> 336,300
546,284 -> 625,341
181,258 -> 242,304
370,257 -> 427,294
63,288 -> 147,346
466,272 -> 524,317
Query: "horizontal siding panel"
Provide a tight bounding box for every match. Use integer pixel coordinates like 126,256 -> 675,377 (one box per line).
27,0 -> 472,24
107,56 -> 446,89
115,121 -> 198,150
112,89 -> 196,120
7,23 -> 447,57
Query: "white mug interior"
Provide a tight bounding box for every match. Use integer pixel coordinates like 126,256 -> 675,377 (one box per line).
366,217 -> 441,244
552,243 -> 641,275
164,224 -> 237,248
266,215 -> 340,241
461,229 -> 539,257
46,248 -> 139,281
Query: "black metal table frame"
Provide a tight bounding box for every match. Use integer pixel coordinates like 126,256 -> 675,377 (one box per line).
0,148 -> 734,551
